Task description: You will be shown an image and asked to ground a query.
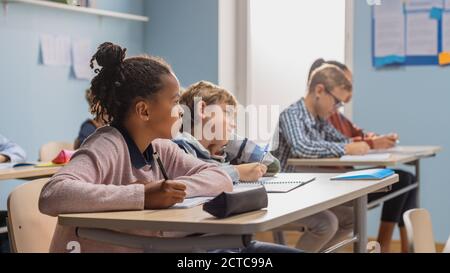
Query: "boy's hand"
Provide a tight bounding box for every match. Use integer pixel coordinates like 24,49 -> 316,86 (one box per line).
372,135 -> 396,150
236,163 -> 267,182
345,142 -> 370,155
0,154 -> 9,163
134,180 -> 187,209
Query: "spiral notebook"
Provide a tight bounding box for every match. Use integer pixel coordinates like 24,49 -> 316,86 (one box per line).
235,173 -> 316,193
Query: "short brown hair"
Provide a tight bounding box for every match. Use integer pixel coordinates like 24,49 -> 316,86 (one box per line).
180,81 -> 238,126
308,64 -> 352,94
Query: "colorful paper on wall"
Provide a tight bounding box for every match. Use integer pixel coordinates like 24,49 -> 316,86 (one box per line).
430,7 -> 443,20
439,52 -> 450,65
374,55 -> 407,68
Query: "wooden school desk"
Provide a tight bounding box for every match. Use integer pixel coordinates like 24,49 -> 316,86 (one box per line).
0,165 -> 61,182
287,146 -> 441,209
58,173 -> 399,253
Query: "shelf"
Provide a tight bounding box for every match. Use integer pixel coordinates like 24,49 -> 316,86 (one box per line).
2,0 -> 149,22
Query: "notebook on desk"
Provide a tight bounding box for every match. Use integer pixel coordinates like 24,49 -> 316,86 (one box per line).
171,197 -> 214,209
331,168 -> 395,181
0,163 -> 14,170
369,147 -> 432,157
2,162 -> 63,168
0,162 -> 37,170
340,153 -> 392,162
235,173 -> 316,193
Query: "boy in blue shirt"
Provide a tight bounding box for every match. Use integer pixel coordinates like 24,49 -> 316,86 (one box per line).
0,134 -> 26,164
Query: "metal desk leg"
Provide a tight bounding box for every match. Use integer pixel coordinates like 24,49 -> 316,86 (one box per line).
272,231 -> 286,245
414,160 -> 421,207
354,195 -> 368,253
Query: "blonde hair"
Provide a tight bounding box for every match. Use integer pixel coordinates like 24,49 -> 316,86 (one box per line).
180,81 -> 237,126
308,64 -> 352,94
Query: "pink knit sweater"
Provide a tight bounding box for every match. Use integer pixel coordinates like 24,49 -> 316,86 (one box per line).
39,126 -> 233,253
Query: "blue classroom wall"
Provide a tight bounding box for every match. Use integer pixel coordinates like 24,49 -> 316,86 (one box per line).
144,0 -> 219,88
353,1 -> 450,242
0,1 -> 145,209
95,0 -> 144,15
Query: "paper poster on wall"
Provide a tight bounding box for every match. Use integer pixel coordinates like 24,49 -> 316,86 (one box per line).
405,0 -> 443,11
40,34 -> 71,66
72,39 -> 94,80
374,0 -> 404,18
445,0 -> 450,9
374,17 -> 406,66
373,0 -> 447,67
440,12 -> 450,65
443,12 -> 450,51
406,13 -> 438,56
373,0 -> 406,67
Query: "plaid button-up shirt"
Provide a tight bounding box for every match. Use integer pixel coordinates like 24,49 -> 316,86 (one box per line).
273,98 -> 349,172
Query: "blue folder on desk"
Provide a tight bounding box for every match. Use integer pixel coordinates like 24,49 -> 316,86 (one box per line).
331,169 -> 395,181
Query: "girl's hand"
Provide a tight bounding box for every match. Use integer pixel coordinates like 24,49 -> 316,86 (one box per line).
134,180 -> 187,209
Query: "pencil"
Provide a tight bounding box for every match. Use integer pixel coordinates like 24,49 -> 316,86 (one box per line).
153,151 -> 169,182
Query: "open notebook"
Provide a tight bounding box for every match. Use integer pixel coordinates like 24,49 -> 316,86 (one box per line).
235,173 -> 316,193
171,197 -> 214,209
0,162 -> 64,169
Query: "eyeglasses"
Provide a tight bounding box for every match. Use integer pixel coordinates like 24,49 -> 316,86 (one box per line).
325,88 -> 344,109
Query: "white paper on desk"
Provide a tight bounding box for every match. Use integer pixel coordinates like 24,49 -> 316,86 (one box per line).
374,15 -> 406,57
405,0 -> 443,11
171,197 -> 214,209
40,34 -> 71,66
0,163 -> 14,170
443,13 -> 450,52
72,39 -> 94,80
406,12 -> 438,56
340,153 -> 392,162
374,0 -> 404,19
369,147 -> 431,156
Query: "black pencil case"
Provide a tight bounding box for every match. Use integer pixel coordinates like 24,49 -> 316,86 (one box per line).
203,186 -> 268,219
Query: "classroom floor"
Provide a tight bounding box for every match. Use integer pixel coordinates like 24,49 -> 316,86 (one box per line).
254,231 -> 445,253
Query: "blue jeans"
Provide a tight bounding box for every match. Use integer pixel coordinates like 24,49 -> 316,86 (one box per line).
0,211 -> 9,253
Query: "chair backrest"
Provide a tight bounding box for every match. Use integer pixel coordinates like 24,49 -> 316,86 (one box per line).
403,208 -> 436,253
39,142 -> 74,162
444,236 -> 450,253
7,179 -> 57,253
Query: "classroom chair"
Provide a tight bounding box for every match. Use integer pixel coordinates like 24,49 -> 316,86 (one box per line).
444,236 -> 450,253
403,208 -> 449,253
7,178 -> 56,253
39,142 -> 74,162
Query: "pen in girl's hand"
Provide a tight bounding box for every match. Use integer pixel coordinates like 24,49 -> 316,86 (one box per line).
153,151 -> 169,182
